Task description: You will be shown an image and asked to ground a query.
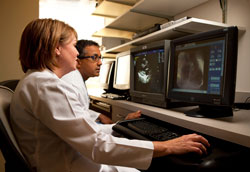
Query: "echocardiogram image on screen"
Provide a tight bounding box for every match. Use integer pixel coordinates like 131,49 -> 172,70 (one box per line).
173,37 -> 225,95
133,48 -> 165,93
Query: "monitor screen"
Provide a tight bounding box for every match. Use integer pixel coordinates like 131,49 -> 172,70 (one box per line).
168,26 -> 238,118
134,48 -> 165,94
113,51 -> 130,90
99,59 -> 115,90
130,40 -> 170,108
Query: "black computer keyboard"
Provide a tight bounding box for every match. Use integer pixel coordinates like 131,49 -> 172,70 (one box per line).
112,117 -> 186,141
126,118 -> 180,141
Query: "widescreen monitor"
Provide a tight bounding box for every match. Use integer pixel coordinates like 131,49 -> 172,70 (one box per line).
130,40 -> 170,108
113,50 -> 130,90
167,26 -> 238,118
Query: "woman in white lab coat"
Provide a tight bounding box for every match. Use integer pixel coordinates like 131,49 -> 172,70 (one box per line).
10,18 -> 209,172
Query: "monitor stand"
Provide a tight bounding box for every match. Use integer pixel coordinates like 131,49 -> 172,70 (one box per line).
185,105 -> 233,118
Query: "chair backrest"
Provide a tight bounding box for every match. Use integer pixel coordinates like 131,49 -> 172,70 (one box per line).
0,79 -> 19,91
0,85 -> 34,172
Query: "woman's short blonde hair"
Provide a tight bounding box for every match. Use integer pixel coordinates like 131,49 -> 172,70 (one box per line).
19,18 -> 77,73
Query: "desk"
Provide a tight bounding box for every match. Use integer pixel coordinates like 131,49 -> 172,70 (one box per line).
89,90 -> 250,149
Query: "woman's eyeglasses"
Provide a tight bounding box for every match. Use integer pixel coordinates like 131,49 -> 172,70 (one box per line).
78,54 -> 103,62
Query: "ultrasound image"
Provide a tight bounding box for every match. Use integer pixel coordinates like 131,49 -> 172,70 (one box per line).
176,51 -> 204,90
134,49 -> 164,93
138,57 -> 151,84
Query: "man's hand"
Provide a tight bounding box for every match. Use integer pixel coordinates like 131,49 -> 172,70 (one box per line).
125,110 -> 142,120
98,114 -> 113,124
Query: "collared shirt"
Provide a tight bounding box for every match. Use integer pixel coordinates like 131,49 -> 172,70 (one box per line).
10,69 -> 153,172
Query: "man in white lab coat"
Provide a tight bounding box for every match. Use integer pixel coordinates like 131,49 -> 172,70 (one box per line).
62,39 -> 141,124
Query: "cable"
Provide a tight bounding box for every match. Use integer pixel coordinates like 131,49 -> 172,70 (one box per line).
219,0 -> 227,23
244,96 -> 250,103
233,96 -> 250,110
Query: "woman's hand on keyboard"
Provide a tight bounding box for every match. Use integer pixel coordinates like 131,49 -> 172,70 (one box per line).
152,133 -> 210,158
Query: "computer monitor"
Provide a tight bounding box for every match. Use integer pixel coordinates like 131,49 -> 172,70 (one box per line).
99,59 -> 115,92
130,40 -> 170,108
167,26 -> 238,118
113,50 -> 130,90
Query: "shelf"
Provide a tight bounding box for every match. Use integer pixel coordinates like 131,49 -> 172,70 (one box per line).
108,0 -> 140,6
103,41 -> 136,53
97,0 -> 243,54
131,0 -> 209,18
92,0 -> 132,18
101,53 -> 117,58
103,0 -> 210,32
92,28 -> 135,40
103,18 -> 232,53
106,11 -> 167,32
134,18 -> 232,45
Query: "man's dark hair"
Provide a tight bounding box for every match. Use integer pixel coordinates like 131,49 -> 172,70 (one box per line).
76,39 -> 99,58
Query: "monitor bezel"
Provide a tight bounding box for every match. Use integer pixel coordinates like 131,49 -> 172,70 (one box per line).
167,27 -> 238,108
113,50 -> 131,90
130,40 -> 171,107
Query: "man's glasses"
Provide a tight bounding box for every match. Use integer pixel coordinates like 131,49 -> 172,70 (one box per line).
78,54 -> 103,62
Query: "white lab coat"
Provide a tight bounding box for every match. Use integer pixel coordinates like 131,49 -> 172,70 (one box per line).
62,70 -> 100,121
10,69 -> 154,172
62,70 -> 113,134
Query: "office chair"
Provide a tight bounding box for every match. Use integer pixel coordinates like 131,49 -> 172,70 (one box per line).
0,85 -> 34,172
0,79 -> 19,91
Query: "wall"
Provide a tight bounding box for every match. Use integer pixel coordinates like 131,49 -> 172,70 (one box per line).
0,0 -> 39,81
228,0 -> 250,93
175,0 -> 250,100
0,0 -> 38,168
39,0 -> 104,43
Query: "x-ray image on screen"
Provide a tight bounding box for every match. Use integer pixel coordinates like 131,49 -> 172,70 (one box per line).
134,49 -> 165,93
175,47 -> 210,92
176,50 -> 205,90
172,37 -> 226,95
